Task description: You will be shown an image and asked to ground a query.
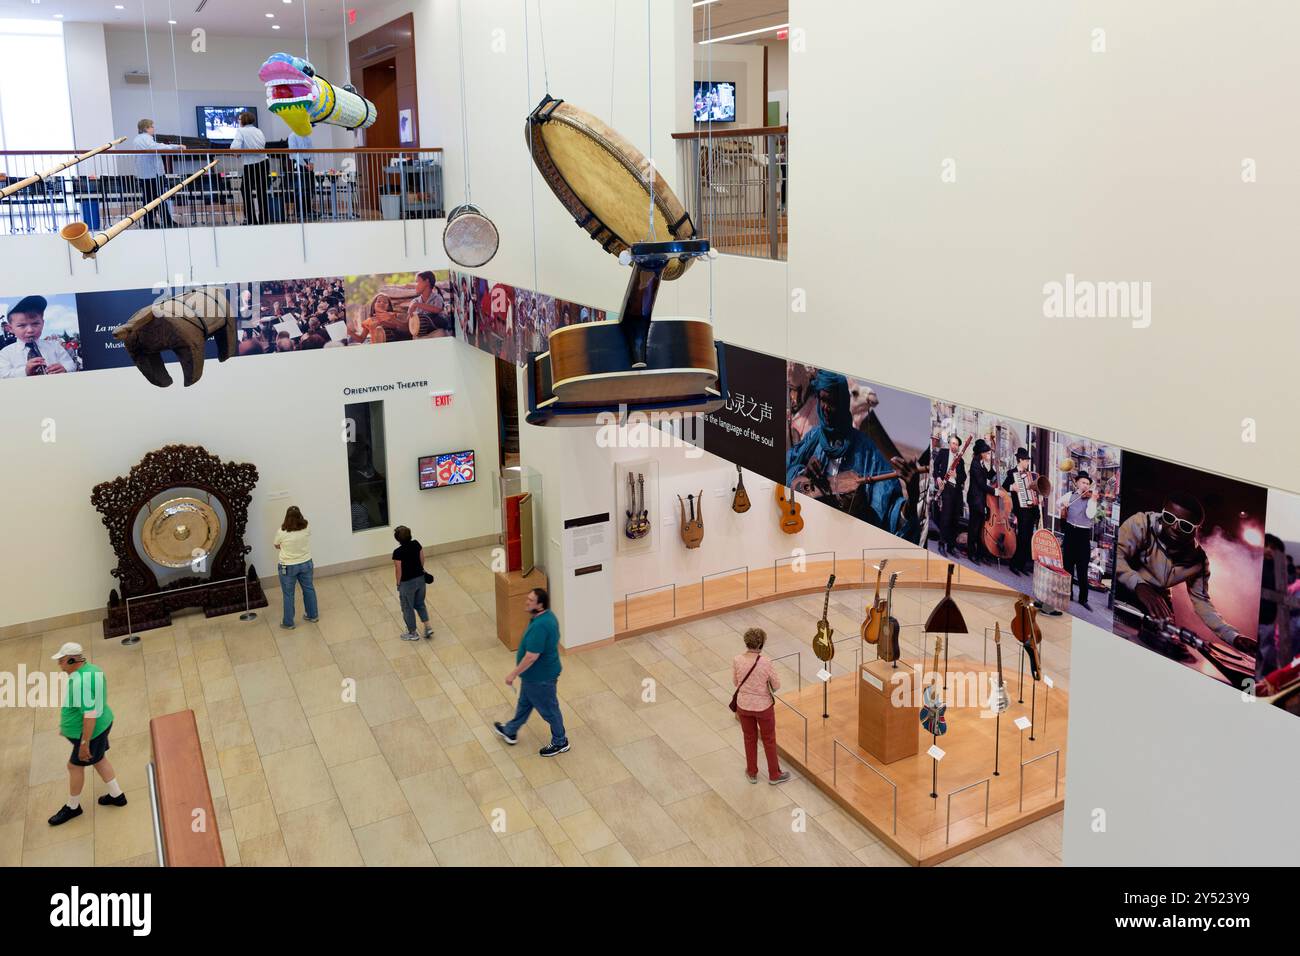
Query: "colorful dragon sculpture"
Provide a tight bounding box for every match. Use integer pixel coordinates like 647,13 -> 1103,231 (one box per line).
259,53 -> 377,135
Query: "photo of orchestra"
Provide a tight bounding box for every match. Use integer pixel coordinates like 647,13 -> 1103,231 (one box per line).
244,276 -> 348,354
1256,490 -> 1300,714
1111,451 -> 1267,689
344,270 -> 452,345
786,365 -> 930,543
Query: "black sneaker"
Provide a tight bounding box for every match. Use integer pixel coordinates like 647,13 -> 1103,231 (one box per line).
539,740 -> 570,757
492,722 -> 518,745
98,793 -> 128,807
48,804 -> 83,826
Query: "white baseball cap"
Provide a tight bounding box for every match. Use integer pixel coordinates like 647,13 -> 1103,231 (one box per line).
51,642 -> 85,661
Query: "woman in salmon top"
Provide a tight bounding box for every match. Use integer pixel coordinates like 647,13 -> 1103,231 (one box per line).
732,628 -> 790,785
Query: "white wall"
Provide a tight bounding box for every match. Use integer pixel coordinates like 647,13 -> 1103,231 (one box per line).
763,39 -> 788,95
64,22 -> 117,147
694,43 -> 765,127
0,333 -> 499,630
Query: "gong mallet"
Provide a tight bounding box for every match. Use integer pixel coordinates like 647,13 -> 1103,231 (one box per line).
60,159 -> 218,259
0,137 -> 127,200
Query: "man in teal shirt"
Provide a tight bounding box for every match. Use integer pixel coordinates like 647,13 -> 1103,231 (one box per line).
48,642 -> 126,826
494,588 -> 569,756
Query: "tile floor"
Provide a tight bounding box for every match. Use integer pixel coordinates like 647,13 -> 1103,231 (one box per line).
0,545 -> 1063,867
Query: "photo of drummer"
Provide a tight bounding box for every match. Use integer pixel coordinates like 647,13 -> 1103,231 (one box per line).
785,366 -> 929,542
1111,451 -> 1266,689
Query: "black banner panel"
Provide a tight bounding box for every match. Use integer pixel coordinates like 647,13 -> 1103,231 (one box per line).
698,343 -> 787,484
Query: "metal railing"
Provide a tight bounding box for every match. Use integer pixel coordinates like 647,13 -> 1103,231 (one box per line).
0,146 -> 443,235
674,126 -> 787,261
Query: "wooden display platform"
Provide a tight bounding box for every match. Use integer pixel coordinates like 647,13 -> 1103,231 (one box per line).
613,556 -> 1014,638
773,650 -> 1067,867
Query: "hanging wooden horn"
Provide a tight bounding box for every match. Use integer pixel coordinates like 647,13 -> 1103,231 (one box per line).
0,137 -> 127,200
60,159 -> 218,259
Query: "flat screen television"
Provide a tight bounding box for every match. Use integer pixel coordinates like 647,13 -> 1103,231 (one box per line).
418,450 -> 476,490
693,81 -> 736,123
196,106 -> 257,144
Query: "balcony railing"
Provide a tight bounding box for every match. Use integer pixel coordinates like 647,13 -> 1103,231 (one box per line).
673,126 -> 787,261
0,147 -> 443,235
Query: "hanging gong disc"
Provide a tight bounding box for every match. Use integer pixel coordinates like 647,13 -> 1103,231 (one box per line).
141,497 -> 221,569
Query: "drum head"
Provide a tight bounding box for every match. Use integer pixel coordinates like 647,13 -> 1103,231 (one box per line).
443,205 -> 499,268
528,98 -> 695,280
141,497 -> 221,569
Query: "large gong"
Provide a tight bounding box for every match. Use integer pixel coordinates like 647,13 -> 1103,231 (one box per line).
141,496 -> 222,569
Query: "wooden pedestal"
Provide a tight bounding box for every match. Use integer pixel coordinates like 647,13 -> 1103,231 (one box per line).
858,658 -> 920,764
495,568 -> 548,650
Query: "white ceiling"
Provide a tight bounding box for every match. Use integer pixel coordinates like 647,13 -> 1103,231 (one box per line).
0,0 -> 352,40
692,0 -> 787,45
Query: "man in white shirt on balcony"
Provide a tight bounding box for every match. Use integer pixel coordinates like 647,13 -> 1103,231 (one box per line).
287,130 -> 316,221
132,119 -> 184,228
229,112 -> 270,224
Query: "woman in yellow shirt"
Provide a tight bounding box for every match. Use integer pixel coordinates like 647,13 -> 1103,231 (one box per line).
273,506 -> 318,629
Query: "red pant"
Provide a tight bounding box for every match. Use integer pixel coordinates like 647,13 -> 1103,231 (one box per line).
738,705 -> 782,780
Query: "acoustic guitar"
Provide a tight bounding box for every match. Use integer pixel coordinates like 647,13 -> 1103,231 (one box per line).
635,473 -> 650,538
731,464 -> 751,514
678,491 -> 703,549
860,559 -> 889,644
1012,595 -> 1043,681
775,482 -> 804,534
919,632 -> 948,736
877,572 -> 902,664
811,574 -> 836,662
989,622 -> 1011,714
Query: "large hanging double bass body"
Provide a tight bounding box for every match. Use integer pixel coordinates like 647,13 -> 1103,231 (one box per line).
524,95 -> 728,426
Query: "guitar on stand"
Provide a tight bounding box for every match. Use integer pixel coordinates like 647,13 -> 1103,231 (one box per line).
990,622 -> 1011,775
731,464 -> 751,514
812,574 -> 836,718
859,559 -> 889,645
775,482 -> 804,534
877,572 -> 902,664
1012,595 -> 1043,739
919,632 -> 948,798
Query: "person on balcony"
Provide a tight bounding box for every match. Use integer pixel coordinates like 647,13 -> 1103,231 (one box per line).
132,119 -> 184,229
288,129 -> 316,221
229,112 -> 270,225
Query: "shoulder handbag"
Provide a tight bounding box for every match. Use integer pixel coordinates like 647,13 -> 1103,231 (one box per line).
729,655 -> 763,713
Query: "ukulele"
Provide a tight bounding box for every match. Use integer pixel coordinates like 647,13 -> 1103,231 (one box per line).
731,464 -> 751,513
678,491 -> 703,549
635,473 -> 650,537
1012,595 -> 1043,681
860,559 -> 889,644
623,472 -> 637,539
775,482 -> 804,534
877,572 -> 902,664
919,632 -> 948,735
811,574 -> 836,662
989,622 -> 1011,714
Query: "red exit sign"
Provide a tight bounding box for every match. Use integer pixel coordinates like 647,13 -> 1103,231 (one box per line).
430,390 -> 454,409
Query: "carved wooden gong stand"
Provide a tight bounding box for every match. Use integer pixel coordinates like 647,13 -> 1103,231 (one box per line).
91,444 -> 267,638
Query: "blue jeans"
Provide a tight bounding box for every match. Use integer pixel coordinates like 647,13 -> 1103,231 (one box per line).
397,577 -> 429,633
504,679 -> 566,746
279,559 -> 317,627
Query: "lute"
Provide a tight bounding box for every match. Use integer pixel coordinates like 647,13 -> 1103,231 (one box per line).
679,491 -> 703,549
731,464 -> 751,513
860,559 -> 889,644
811,574 -> 836,662
989,622 -> 1011,714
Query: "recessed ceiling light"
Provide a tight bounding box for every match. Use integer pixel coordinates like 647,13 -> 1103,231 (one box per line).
265,12 -> 274,17
53,13 -> 63,18
272,24 -> 280,30
698,22 -> 789,44
167,19 -> 177,24
114,3 -> 124,8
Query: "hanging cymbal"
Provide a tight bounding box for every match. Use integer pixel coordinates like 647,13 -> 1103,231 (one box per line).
141,497 -> 221,569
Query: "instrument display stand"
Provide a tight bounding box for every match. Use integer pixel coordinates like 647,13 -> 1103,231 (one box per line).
857,658 -> 919,764
993,712 -> 1002,776
1029,679 -> 1038,741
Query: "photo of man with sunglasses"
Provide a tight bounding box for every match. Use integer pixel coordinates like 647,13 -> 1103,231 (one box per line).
1114,492 -> 1247,651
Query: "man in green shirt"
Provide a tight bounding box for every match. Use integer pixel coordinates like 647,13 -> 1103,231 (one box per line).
493,588 -> 569,757
48,643 -> 126,826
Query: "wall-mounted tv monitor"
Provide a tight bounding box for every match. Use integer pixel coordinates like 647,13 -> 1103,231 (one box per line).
693,81 -> 736,122
196,106 -> 257,144
418,450 -> 476,490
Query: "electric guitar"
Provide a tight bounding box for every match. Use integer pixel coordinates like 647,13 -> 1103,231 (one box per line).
811,574 -> 836,662
731,464 -> 751,513
624,472 -> 637,539
860,559 -> 889,644
919,632 -> 948,735
1012,595 -> 1042,681
635,473 -> 650,538
989,622 -> 1011,714
775,482 -> 804,534
877,571 -> 901,664
679,491 -> 703,549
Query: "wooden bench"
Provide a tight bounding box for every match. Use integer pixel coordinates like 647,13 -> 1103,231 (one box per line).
149,710 -> 225,867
